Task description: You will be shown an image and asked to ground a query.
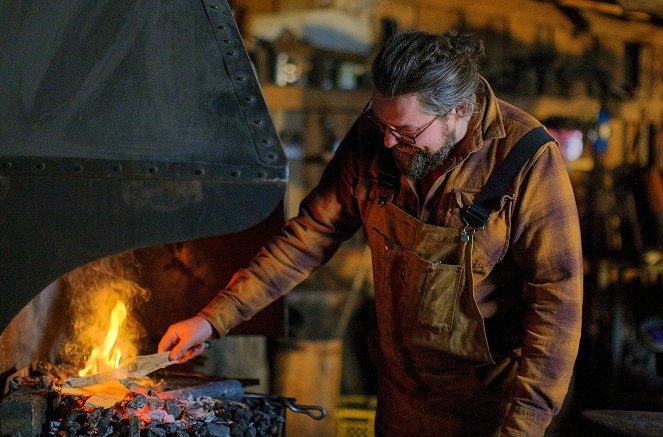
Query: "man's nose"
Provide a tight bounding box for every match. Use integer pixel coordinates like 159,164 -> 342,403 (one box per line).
383,129 -> 399,148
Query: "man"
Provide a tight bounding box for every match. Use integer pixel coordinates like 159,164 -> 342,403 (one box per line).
159,30 -> 583,436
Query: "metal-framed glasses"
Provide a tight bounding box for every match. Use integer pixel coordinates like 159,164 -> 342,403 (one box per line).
362,98 -> 439,146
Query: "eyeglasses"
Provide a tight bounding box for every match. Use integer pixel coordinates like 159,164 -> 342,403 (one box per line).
362,99 -> 440,146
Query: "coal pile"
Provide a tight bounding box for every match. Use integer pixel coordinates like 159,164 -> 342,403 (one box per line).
3,362 -> 285,437
46,392 -> 284,437
5,361 -> 72,392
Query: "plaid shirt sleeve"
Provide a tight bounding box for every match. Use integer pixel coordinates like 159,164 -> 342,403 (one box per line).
501,141 -> 584,436
198,126 -> 365,335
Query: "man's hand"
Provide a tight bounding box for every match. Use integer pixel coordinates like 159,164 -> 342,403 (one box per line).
158,315 -> 214,362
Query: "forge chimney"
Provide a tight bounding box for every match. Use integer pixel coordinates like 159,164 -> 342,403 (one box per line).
0,0 -> 287,371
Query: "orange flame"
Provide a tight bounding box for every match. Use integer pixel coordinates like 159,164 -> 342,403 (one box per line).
78,300 -> 128,376
62,256 -> 148,375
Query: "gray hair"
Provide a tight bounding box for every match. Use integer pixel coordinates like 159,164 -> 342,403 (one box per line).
371,30 -> 484,118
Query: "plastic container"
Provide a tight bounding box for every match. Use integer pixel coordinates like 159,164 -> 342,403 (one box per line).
335,395 -> 377,437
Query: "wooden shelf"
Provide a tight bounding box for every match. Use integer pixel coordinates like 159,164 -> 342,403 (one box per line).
262,85 -> 605,121
507,95 -> 662,123
262,84 -> 660,130
503,94 -> 602,121
261,84 -> 371,113
619,98 -> 663,122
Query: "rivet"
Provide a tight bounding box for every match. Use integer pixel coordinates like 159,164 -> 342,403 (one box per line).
218,25 -> 226,30
231,170 -> 240,177
244,96 -> 255,102
227,51 -> 236,56
261,138 -> 272,144
257,171 -> 266,178
3,161 -> 11,169
224,39 -> 231,44
114,164 -> 123,172
267,152 -> 276,160
254,119 -> 263,125
37,162 -> 46,170
149,166 -> 158,174
75,165 -> 83,172
209,4 -> 218,9
195,168 -> 205,176
236,76 -> 246,81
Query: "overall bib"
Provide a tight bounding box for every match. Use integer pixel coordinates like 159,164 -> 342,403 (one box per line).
356,170 -> 514,437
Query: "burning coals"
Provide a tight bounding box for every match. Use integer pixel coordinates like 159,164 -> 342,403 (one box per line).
4,362 -> 285,437
47,392 -> 284,437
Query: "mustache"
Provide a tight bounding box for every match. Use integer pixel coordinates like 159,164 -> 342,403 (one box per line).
394,144 -> 420,154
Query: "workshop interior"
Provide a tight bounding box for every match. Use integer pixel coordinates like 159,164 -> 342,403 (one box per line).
1,1 -> 662,436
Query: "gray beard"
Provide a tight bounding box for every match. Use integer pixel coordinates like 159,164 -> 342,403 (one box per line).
392,134 -> 455,181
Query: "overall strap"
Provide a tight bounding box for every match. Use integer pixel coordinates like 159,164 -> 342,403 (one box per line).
461,126 -> 555,229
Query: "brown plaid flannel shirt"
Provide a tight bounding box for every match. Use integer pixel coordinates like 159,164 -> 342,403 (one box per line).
200,79 -> 583,436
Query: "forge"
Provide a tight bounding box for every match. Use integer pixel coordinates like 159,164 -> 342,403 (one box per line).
0,1 -> 317,435
3,361 -> 324,437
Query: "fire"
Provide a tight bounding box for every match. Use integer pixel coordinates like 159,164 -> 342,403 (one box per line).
62,256 -> 148,377
78,300 -> 128,376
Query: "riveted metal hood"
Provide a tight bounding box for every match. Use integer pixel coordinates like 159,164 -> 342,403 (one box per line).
0,0 -> 287,333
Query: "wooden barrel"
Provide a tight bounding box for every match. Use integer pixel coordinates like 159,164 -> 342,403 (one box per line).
273,338 -> 343,437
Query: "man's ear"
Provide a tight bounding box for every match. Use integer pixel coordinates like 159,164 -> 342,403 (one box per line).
453,101 -> 469,118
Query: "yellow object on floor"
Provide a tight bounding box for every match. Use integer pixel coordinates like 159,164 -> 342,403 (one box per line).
336,395 -> 377,437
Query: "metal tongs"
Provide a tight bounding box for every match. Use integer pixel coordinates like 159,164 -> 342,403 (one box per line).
244,393 -> 327,420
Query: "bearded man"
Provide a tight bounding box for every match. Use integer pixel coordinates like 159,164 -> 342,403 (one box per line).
159,30 -> 583,437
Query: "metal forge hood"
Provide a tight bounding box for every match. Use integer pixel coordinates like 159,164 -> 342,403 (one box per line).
0,0 -> 287,333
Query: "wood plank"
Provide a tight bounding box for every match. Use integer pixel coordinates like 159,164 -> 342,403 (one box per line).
262,85 -> 370,112
502,94 -> 601,120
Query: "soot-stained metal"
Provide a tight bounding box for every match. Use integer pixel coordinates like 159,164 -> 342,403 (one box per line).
0,0 -> 287,333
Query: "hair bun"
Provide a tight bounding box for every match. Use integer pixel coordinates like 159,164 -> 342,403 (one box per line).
445,31 -> 485,61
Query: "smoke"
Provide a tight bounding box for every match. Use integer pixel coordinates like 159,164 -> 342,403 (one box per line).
61,252 -> 150,369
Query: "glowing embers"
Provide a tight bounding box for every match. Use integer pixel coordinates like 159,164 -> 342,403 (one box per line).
46,390 -> 285,436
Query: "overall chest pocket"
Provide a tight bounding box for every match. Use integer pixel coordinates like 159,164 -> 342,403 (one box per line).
446,188 -> 514,271
419,262 -> 464,331
380,238 -> 465,334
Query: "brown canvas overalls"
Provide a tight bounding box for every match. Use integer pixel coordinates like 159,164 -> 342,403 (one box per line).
355,164 -> 516,436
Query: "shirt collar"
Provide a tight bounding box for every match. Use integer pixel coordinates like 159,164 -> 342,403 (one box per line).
476,76 -> 506,143
438,77 -> 506,170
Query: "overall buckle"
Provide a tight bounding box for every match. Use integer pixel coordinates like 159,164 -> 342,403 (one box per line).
460,204 -> 488,241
